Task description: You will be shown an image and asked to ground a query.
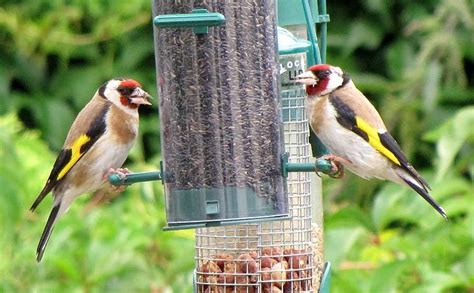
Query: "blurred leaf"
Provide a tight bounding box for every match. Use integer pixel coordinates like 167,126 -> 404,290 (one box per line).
422,61 -> 441,112
371,184 -> 406,231
411,265 -> 465,293
461,249 -> 474,282
331,270 -> 369,293
386,40 -> 416,80
353,73 -> 392,94
50,66 -> 107,108
432,106 -> 474,180
39,99 -> 75,150
326,206 -> 376,233
342,20 -> 385,56
366,0 -> 393,28
369,260 -> 410,293
360,229 -> 399,263
325,227 -> 365,267
431,176 -> 472,216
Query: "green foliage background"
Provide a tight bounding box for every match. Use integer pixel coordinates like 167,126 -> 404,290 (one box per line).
0,0 -> 472,292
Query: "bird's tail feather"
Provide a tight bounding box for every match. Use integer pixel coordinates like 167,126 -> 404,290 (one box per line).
398,174 -> 447,220
30,187 -> 50,212
36,204 -> 60,262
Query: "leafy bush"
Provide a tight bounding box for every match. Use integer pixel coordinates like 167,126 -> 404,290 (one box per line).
0,0 -> 473,292
0,0 -> 157,151
323,0 -> 474,291
325,109 -> 474,291
0,115 -> 195,292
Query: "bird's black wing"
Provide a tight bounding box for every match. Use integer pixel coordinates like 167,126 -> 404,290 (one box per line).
329,94 -> 430,191
30,103 -> 109,211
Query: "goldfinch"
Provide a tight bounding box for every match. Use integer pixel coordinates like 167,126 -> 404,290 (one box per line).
296,64 -> 447,219
30,78 -> 151,262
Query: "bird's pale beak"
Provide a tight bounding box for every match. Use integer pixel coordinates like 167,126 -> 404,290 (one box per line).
295,71 -> 318,86
129,88 -> 152,105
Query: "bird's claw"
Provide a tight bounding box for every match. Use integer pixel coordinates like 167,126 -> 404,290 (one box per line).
105,168 -> 130,193
319,155 -> 347,179
328,160 -> 344,179
111,167 -> 130,179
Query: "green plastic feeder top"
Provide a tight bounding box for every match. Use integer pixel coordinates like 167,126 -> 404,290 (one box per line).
278,26 -> 312,55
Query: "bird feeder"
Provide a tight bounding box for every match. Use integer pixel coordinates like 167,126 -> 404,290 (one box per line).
152,2 -> 290,229
110,0 -> 332,291
192,9 -> 331,292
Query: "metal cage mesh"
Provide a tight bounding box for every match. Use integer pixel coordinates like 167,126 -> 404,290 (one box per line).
195,85 -> 323,292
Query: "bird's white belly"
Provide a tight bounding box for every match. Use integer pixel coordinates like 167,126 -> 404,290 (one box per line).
88,142 -> 133,190
309,99 -> 394,180
66,138 -> 134,195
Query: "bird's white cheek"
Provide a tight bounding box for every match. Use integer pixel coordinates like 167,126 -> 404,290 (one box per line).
321,75 -> 344,95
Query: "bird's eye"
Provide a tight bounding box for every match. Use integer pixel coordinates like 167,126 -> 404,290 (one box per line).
316,70 -> 331,79
117,86 -> 134,96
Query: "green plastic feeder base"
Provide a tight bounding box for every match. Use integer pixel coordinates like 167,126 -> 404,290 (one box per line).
164,214 -> 291,230
319,262 -> 332,293
164,186 -> 290,231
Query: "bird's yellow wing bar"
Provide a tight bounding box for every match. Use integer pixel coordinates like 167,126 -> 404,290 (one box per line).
56,134 -> 91,180
355,117 -> 401,166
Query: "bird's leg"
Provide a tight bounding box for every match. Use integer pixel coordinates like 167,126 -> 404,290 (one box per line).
320,155 -> 350,179
103,167 -> 130,193
84,168 -> 130,212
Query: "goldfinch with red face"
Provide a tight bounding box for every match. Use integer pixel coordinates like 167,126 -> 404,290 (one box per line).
30,78 -> 151,262
296,64 -> 447,219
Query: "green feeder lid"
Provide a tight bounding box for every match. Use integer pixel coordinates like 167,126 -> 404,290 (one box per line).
278,27 -> 312,55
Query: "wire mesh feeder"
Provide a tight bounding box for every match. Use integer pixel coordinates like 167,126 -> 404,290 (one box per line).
195,60 -> 324,292
195,107 -> 323,292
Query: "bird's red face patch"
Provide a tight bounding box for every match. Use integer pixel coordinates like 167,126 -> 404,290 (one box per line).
118,79 -> 142,109
306,78 -> 329,96
306,64 -> 332,96
120,96 -> 138,109
120,79 -> 141,89
307,64 -> 331,72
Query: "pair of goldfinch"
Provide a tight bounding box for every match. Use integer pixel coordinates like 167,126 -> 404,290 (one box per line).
32,65 -> 446,262
296,64 -> 447,220
30,78 -> 151,262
